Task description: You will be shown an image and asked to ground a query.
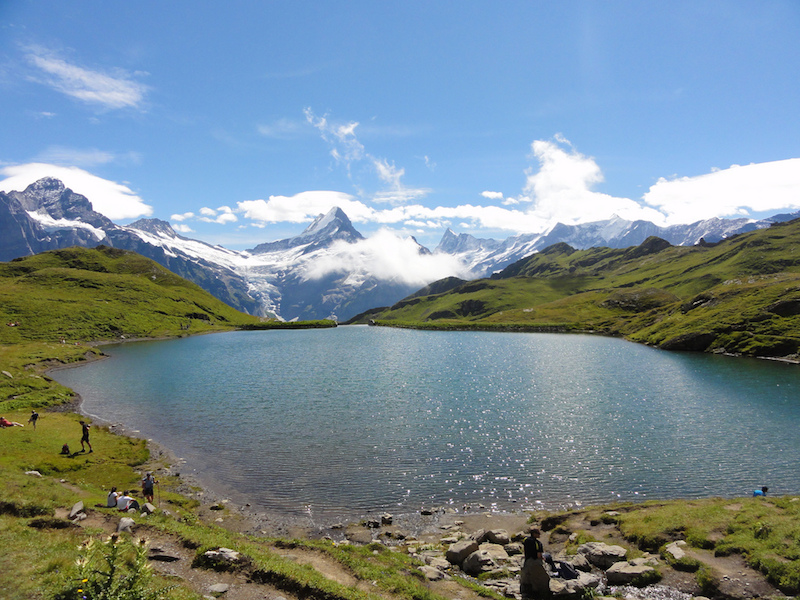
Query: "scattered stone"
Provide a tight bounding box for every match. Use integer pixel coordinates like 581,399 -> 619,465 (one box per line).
420,507 -> 434,515
2,370 -> 12,378
25,470 -> 42,477
478,542 -> 509,561
209,504 -> 224,511
462,549 -> 498,575
577,541 -> 628,569
605,560 -> 657,585
117,517 -> 135,533
381,513 -> 393,525
141,502 -> 157,515
664,540 -> 687,561
504,541 -> 523,556
196,547 -> 251,572
446,539 -> 479,565
419,565 -> 445,580
365,518 -> 381,529
483,529 -> 511,545
68,501 -> 85,520
208,582 -> 229,595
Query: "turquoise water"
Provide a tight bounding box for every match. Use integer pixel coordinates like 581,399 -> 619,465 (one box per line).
52,326 -> 800,521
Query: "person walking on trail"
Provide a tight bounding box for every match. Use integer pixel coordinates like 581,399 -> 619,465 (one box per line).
141,472 -> 157,504
28,410 -> 39,429
79,420 -> 93,453
520,526 -> 551,599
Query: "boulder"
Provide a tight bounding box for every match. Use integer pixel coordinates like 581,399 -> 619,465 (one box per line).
117,517 -> 135,533
462,549 -> 497,575
68,501 -> 85,520
664,540 -> 687,561
605,561 -> 657,585
577,541 -> 627,569
478,542 -> 509,561
418,565 -> 445,581
25,470 -> 42,477
208,582 -> 229,595
381,513 -> 393,525
141,502 -> 157,515
483,529 -> 511,545
446,539 -> 479,565
504,541 -> 524,555
561,571 -> 602,595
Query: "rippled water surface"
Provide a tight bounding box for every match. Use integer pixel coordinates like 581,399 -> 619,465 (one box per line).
52,326 -> 800,521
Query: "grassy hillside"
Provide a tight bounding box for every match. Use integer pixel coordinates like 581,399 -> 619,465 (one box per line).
368,220 -> 800,359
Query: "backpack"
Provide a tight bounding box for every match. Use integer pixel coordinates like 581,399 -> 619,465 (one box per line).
557,561 -> 579,580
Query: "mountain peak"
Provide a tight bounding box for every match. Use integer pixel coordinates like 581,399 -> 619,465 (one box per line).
128,218 -> 179,238
248,206 -> 363,254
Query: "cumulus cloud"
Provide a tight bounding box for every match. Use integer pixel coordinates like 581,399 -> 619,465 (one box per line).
520,135 -> 666,226
302,229 -> 469,286
643,159 -> 800,224
197,206 -> 238,225
0,163 -> 152,220
481,191 -> 504,201
25,46 -> 148,110
238,191 -> 375,225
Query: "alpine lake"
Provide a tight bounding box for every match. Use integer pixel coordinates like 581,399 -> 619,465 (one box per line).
51,325 -> 800,527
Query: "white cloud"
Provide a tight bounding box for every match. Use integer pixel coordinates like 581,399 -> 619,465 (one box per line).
643,159 -> 800,224
304,108 -> 365,169
170,212 -> 195,222
25,46 -> 148,110
481,191 -> 504,201
520,136 -> 666,226
302,229 -> 469,286
172,223 -> 193,233
238,191 -> 375,224
197,205 -> 238,225
0,163 -> 152,220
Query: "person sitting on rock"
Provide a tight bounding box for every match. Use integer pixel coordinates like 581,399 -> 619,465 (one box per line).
116,491 -> 139,511
106,486 -> 119,507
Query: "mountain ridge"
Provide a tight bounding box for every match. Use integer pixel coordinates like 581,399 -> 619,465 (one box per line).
2,176 -> 798,322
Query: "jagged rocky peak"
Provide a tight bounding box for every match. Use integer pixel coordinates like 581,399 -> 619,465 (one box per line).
11,177 -> 69,210
248,206 -> 364,254
301,207 -> 363,242
128,218 -> 178,237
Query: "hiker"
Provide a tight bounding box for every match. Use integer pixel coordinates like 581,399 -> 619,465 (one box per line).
520,526 -> 551,598
28,410 -> 39,429
0,416 -> 24,427
116,491 -> 139,512
79,420 -> 93,453
141,472 -> 157,504
753,486 -> 769,497
106,487 -> 119,507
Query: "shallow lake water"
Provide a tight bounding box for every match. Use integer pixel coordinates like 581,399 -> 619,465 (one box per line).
52,326 -> 800,524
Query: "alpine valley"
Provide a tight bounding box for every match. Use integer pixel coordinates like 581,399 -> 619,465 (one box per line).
2,176 -> 799,322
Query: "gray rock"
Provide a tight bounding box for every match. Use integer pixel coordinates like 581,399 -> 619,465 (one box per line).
664,540 -> 687,561
208,582 -> 229,594
25,470 -> 42,477
563,571 -> 601,595
117,517 -> 135,533
381,513 -> 393,525
478,542 -> 509,561
446,539 -> 479,565
418,565 -> 445,580
141,502 -> 157,515
462,549 -> 498,575
577,541 -> 628,569
605,561 -> 656,584
483,529 -> 511,545
68,501 -> 85,520
2,370 -> 12,378
504,541 -> 524,555
425,556 -> 451,570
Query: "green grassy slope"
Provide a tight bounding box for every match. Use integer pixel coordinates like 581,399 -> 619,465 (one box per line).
0,245 -> 264,345
370,221 -> 800,358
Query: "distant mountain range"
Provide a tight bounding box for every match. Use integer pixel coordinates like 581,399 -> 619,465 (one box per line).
2,177 -> 798,321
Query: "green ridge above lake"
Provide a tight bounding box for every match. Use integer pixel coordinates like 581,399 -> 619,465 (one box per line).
363,219 -> 800,359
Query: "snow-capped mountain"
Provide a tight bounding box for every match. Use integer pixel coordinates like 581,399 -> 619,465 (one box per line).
2,177 -> 798,322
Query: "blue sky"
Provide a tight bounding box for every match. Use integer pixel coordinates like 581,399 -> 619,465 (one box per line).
1,1 -> 799,250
